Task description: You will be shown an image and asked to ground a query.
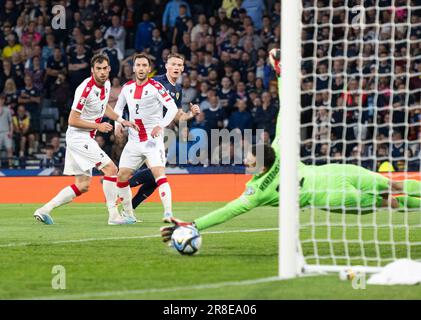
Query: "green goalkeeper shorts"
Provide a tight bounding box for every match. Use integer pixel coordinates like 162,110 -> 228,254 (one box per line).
301,164 -> 390,209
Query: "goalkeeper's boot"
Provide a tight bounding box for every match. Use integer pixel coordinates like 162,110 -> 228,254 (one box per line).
162,212 -> 174,223
33,208 -> 54,225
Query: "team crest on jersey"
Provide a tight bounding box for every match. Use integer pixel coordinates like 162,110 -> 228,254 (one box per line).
176,92 -> 180,100
144,90 -> 148,96
244,186 -> 255,196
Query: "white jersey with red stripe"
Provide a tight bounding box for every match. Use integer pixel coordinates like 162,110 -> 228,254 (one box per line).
67,76 -> 111,139
114,79 -> 178,143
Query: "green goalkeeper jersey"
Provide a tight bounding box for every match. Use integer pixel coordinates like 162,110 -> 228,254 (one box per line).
194,77 -> 306,231
193,76 -> 398,231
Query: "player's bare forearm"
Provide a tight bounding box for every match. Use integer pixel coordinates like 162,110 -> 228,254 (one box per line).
176,103 -> 201,122
104,104 -> 120,121
176,109 -> 193,122
68,110 -> 100,130
105,104 -> 139,131
68,110 -> 113,133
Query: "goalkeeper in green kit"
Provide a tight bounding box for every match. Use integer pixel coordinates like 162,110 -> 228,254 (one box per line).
160,49 -> 421,241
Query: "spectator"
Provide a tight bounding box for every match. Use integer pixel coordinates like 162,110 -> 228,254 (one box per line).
254,91 -> 277,138
45,47 -> 67,96
241,0 -> 266,31
39,144 -> 59,169
41,34 -> 56,68
12,104 -> 33,158
81,15 -> 96,47
104,15 -> 126,56
228,99 -> 253,133
119,61 -> 134,83
191,14 -> 207,43
162,0 -> 191,32
92,29 -> 107,54
0,1 -> 19,26
149,28 -> 165,59
239,25 -> 263,50
391,130 -> 406,169
18,75 -> 41,132
135,13 -> 156,52
235,82 -> 248,100
2,33 -> 22,59
50,72 -> 70,127
109,77 -> 122,109
68,44 -> 90,91
21,21 -> 42,47
222,0 -> 239,18
172,5 -> 192,45
0,95 -> 13,167
221,32 -> 241,62
2,78 -> 19,111
26,55 -> 45,92
181,76 -> 197,112
203,95 -> 225,132
218,77 -> 237,114
102,36 -> 123,78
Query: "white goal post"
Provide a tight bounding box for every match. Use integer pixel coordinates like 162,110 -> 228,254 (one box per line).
279,0 -> 421,278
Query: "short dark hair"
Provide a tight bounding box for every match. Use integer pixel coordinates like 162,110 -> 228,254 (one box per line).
91,53 -> 110,68
252,144 -> 276,170
133,53 -> 151,66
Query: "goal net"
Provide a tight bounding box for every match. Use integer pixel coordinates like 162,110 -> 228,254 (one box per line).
279,0 -> 421,277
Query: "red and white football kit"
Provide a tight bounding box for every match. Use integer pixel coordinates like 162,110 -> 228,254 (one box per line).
64,76 -> 112,176
115,79 -> 178,169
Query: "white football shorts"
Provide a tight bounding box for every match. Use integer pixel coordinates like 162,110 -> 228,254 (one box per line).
63,135 -> 112,176
119,138 -> 166,170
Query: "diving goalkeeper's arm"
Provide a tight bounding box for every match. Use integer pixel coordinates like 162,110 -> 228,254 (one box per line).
161,49 -> 282,242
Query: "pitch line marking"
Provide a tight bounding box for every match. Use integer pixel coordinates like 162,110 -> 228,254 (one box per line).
0,228 -> 278,248
28,276 -> 283,300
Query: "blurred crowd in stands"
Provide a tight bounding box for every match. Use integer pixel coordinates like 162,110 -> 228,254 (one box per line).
0,0 -> 419,173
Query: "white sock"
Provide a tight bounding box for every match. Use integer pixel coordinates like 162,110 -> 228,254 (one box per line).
156,176 -> 172,215
103,176 -> 118,220
117,181 -> 133,216
43,185 -> 81,212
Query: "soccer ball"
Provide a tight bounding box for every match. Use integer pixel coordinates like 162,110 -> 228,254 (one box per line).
171,225 -> 202,255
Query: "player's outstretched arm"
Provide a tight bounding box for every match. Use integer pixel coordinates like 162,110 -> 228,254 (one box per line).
160,192 -> 259,242
104,104 -> 139,131
68,110 -> 113,133
176,102 -> 201,122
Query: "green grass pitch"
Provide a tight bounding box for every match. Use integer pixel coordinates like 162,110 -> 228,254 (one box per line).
0,202 -> 420,300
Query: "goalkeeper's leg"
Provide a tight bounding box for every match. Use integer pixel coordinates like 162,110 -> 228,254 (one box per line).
394,195 -> 421,209
390,180 -> 421,197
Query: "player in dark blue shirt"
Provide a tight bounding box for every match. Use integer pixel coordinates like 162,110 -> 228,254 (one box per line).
128,53 -> 200,220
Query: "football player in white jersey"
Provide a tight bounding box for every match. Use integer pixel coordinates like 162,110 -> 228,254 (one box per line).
34,54 -> 139,225
114,53 -> 178,223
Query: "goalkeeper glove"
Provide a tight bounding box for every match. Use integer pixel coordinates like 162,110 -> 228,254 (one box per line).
269,48 -> 281,77
160,217 -> 195,243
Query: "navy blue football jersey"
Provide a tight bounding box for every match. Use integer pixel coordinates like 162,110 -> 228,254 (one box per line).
153,74 -> 182,109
